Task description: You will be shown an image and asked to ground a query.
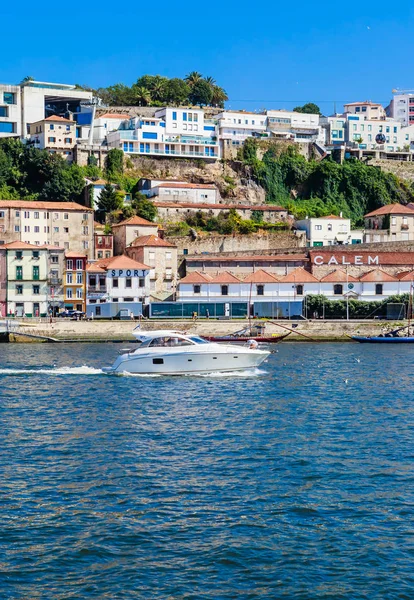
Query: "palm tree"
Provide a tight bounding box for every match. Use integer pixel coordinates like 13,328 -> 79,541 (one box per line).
150,76 -> 167,102
133,86 -> 152,106
204,76 -> 216,86
211,86 -> 229,107
185,71 -> 203,86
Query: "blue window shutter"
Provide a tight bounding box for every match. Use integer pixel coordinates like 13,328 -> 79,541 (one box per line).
172,111 -> 177,120
123,142 -> 128,151
204,126 -> 215,131
129,142 -> 134,152
143,132 -> 157,139
146,143 -> 150,152
140,143 -> 144,152
183,113 -> 187,121
160,122 -> 165,127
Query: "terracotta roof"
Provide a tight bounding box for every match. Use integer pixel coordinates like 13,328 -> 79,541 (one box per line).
86,263 -> 106,273
65,251 -> 86,258
0,200 -> 92,211
44,115 -> 75,123
179,271 -> 213,284
364,204 -> 414,217
344,101 -> 382,107
157,183 -> 216,190
97,254 -> 150,271
188,254 -> 308,263
279,268 -> 319,283
98,113 -> 130,120
210,271 -> 241,283
112,216 -> 157,227
3,241 -> 62,251
359,269 -> 398,282
396,271 -> 414,281
318,214 -> 346,220
309,251 -> 414,265
242,269 -> 280,283
320,270 -> 358,283
129,234 -> 176,248
154,201 -> 285,211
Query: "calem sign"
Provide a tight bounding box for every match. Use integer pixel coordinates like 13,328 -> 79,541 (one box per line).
312,254 -> 379,266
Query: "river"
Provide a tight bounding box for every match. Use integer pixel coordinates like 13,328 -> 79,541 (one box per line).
1,343 -> 413,598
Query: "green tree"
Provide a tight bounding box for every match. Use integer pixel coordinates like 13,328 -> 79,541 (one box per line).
293,102 -> 321,115
98,183 -> 123,213
135,198 -> 157,222
132,86 -> 151,106
189,80 -> 213,107
210,86 -> 228,107
105,148 -> 124,180
185,71 -> 203,86
165,78 -> 191,105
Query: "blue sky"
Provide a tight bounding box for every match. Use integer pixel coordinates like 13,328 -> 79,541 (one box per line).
2,0 -> 413,114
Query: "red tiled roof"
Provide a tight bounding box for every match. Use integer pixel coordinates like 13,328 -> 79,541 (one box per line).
396,271 -> 414,281
344,101 -> 382,107
364,204 -> 414,217
86,263 -> 106,273
279,268 -> 319,283
157,183 -> 216,190
0,200 -> 92,211
320,270 -> 358,283
65,251 -> 86,258
179,271 -> 213,284
97,254 -> 150,271
129,234 -> 176,248
188,254 -> 308,263
359,269 -> 398,282
112,215 -> 157,227
44,115 -> 75,123
98,113 -> 130,119
318,214 -> 347,220
3,241 -> 61,250
242,269 -> 280,283
154,201 -> 285,211
210,271 -> 241,283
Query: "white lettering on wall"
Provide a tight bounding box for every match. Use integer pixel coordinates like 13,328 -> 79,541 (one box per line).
328,257 -> 338,265
313,255 -> 380,266
314,255 -> 324,265
368,256 -> 379,265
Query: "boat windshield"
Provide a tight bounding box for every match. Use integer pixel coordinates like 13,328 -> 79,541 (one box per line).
188,336 -> 209,344
147,336 -> 195,347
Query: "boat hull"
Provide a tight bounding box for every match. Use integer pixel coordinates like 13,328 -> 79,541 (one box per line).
103,347 -> 269,375
203,334 -> 289,343
352,336 -> 414,343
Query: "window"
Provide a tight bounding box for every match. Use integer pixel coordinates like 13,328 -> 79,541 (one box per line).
82,226 -> 89,235
34,212 -> 39,219
76,259 -> 83,270
148,251 -> 155,264
48,137 -> 56,143
83,241 -> 89,250
76,273 -> 83,284
14,225 -> 20,232
33,266 -> 39,280
66,273 -> 73,284
15,266 -> 23,280
221,285 -> 228,296
315,225 -> 322,230
172,111 -> 177,120
193,284 -> 201,294
76,289 -> 83,299
97,251 -> 103,259
66,260 -> 73,270
33,285 -> 40,295
32,251 -> 39,259
296,285 -> 304,295
126,277 -> 132,288
112,298 -> 118,302
113,278 -> 118,288
327,224 -> 332,231
16,251 -> 22,260
64,138 -> 71,143
50,124 -> 54,130
16,285 -> 23,295
3,92 -> 15,104
375,284 -> 383,295
50,255 -> 59,263
257,284 -> 264,296
139,278 -> 145,288
64,227 -> 69,233
54,227 -> 59,233
0,123 -> 15,133
0,107 -> 8,117
66,288 -> 73,299
165,251 -> 172,261
334,284 -> 343,295
64,213 -> 68,220
34,226 -> 40,233
391,216 -> 397,226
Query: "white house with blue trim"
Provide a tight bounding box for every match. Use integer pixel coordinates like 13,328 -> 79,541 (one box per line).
107,107 -> 220,160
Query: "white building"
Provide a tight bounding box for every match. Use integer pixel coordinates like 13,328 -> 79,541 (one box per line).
387,90 -> 414,126
0,85 -> 21,137
107,107 -> 220,160
295,215 -> 364,247
344,113 -> 414,152
266,110 -> 325,144
344,101 -> 386,120
145,182 -> 218,204
28,115 -> 76,161
215,110 -> 267,150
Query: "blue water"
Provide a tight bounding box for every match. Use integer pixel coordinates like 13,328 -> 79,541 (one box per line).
1,342 -> 414,599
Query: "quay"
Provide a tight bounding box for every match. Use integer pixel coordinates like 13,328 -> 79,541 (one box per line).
0,318 -> 410,343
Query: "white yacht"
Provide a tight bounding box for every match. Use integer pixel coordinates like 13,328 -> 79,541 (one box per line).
103,330 -> 270,375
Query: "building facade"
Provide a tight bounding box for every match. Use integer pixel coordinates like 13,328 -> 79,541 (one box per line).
107,107 -> 220,160
0,85 -> 21,137
63,252 -> 87,312
0,246 -> 6,316
111,216 -> 159,256
344,101 -> 386,120
145,182 -> 218,204
266,109 -> 324,144
125,234 -> 178,296
28,115 -> 76,161
86,255 -> 150,318
0,201 -> 94,258
387,91 -> 414,126
364,204 -> 414,243
94,232 -> 114,260
295,215 -> 363,246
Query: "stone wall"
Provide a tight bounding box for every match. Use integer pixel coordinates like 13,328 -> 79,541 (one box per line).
167,231 -> 304,255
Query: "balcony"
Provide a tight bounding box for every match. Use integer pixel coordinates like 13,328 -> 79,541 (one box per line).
164,136 -> 217,146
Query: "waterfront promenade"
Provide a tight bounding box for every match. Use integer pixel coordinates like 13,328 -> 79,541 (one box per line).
4,317 -> 408,342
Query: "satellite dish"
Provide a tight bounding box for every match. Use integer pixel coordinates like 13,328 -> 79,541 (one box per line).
375,133 -> 386,144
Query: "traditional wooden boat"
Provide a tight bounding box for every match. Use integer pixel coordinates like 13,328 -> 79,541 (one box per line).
203,325 -> 290,344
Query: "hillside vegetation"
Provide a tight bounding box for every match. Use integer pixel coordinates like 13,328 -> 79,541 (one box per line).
239,139 -> 414,226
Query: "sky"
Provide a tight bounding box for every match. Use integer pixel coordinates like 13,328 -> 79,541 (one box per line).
2,0 -> 414,114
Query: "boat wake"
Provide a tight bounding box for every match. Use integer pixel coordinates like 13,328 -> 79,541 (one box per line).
0,365 -> 104,376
